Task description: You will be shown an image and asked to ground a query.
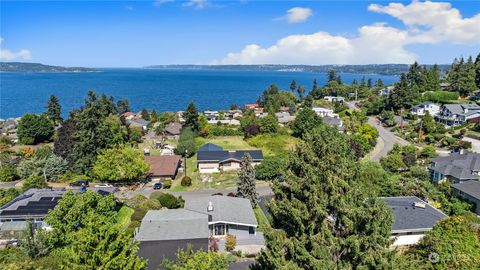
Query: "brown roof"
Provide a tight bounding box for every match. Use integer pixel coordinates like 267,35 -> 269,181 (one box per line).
145,155 -> 181,178
165,122 -> 182,135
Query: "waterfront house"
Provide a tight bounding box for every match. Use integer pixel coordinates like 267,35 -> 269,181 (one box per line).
429,152 -> 480,183
207,119 -> 241,126
324,96 -> 345,103
452,180 -> 480,215
128,118 -> 150,131
312,107 -> 337,118
410,102 -> 440,116
435,103 -> 480,126
381,196 -> 447,246
196,143 -> 263,173
378,86 -> 395,97
135,195 -> 262,269
323,116 -> 344,132
144,155 -> 181,181
164,122 -> 182,139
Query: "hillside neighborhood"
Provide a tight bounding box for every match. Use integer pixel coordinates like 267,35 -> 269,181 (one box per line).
1,53 -> 480,269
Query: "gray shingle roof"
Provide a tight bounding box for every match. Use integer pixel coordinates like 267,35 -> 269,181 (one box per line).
197,144 -> 263,163
185,195 -> 257,226
431,152 -> 480,181
135,209 -> 209,241
129,119 -> 150,127
452,180 -> 480,200
381,196 -> 447,233
443,104 -> 480,116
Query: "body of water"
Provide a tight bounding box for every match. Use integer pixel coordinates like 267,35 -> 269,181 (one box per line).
0,69 -> 399,118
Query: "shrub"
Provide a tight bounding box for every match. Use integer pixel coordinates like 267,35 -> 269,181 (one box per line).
255,157 -> 285,180
149,191 -> 164,201
22,175 -> 48,191
225,234 -> 236,252
157,193 -> 184,209
0,164 -> 19,182
163,179 -> 172,189
180,176 -> 192,187
125,194 -> 161,210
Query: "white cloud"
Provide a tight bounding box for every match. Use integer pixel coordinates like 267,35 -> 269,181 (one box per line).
283,7 -> 313,23
216,1 -> 479,65
0,38 -> 32,61
153,0 -> 174,7
368,1 -> 480,44
217,23 -> 415,65
182,0 -> 207,9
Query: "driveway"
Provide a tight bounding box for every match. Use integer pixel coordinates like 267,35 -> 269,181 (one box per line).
462,136 -> 480,153
0,180 -> 22,189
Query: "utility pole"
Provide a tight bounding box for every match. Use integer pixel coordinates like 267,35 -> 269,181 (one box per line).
184,149 -> 188,177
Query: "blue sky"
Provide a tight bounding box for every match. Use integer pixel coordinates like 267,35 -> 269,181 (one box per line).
1,0 -> 479,67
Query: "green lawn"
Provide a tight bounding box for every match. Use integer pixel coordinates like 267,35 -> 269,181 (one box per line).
196,136 -> 255,150
247,134 -> 299,157
117,206 -> 134,228
253,206 -> 270,232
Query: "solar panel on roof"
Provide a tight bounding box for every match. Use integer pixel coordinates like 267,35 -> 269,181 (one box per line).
39,197 -> 54,201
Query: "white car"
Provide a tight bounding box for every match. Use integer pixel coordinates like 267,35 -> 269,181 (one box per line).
94,183 -> 113,188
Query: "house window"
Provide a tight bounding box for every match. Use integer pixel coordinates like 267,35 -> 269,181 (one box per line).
249,226 -> 255,234
214,224 -> 225,236
223,162 -> 231,167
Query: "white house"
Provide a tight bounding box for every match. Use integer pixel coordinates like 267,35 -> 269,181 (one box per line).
435,103 -> 480,126
324,96 -> 345,103
410,102 -> 440,116
312,107 -> 337,118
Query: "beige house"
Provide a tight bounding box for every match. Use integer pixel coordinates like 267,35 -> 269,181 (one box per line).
196,143 -> 263,174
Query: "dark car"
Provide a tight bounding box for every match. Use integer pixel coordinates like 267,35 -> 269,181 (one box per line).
153,182 -> 162,190
70,180 -> 89,187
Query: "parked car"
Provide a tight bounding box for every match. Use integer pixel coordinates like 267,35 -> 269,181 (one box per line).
94,183 -> 113,188
153,182 -> 162,190
70,180 -> 89,187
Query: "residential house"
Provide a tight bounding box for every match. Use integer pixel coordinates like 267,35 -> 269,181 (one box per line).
435,103 -> 480,126
121,112 -> 136,120
135,195 -> 262,269
429,152 -> 480,183
452,180 -> 480,215
439,82 -> 451,90
381,196 -> 447,246
275,112 -> 295,124
144,155 -> 181,181
135,209 -> 209,269
324,96 -> 345,103
323,116 -> 344,132
203,110 -> 219,121
197,143 -> 263,173
164,122 -> 182,139
244,104 -> 259,110
312,107 -> 337,118
207,119 -> 240,126
410,102 -> 440,116
378,86 -> 395,97
160,144 -> 175,156
128,118 -> 150,131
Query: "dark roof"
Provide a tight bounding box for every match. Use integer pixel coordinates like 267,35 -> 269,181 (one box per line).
165,122 -> 182,135
145,155 -> 181,177
381,196 -> 447,233
431,152 -> 480,181
452,180 -> 480,200
198,143 -> 224,152
197,150 -> 263,163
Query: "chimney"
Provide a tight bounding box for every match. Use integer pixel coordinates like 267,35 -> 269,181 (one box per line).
207,201 -> 214,212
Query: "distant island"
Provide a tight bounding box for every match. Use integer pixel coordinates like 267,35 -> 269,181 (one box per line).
0,62 -> 95,72
145,64 -> 450,76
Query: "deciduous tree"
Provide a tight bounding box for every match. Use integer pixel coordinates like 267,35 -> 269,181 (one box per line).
93,146 -> 149,182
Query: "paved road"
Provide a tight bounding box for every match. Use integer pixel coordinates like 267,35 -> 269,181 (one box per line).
118,183 -> 272,200
346,102 -> 409,160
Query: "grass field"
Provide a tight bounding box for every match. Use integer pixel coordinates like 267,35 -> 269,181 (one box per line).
196,136 -> 255,150
247,134 -> 299,157
117,206 -> 134,228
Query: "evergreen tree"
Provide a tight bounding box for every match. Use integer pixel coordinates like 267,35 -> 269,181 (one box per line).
312,79 -> 318,92
447,57 -> 462,92
367,78 -> 372,88
141,108 -> 150,121
17,114 -> 54,145
183,102 -> 200,132
388,73 -> 419,110
253,125 -> 396,269
406,61 -> 423,88
375,79 -> 384,89
236,153 -> 258,208
336,74 -> 342,85
260,113 -> 279,134
327,70 -> 337,83
150,108 -> 158,123
292,108 -> 322,138
423,64 -> 441,92
475,53 -> 480,89
458,56 -> 477,97
289,80 -> 297,93
46,95 -> 62,125
175,127 -> 196,157
116,99 -> 131,114
297,85 -> 305,100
